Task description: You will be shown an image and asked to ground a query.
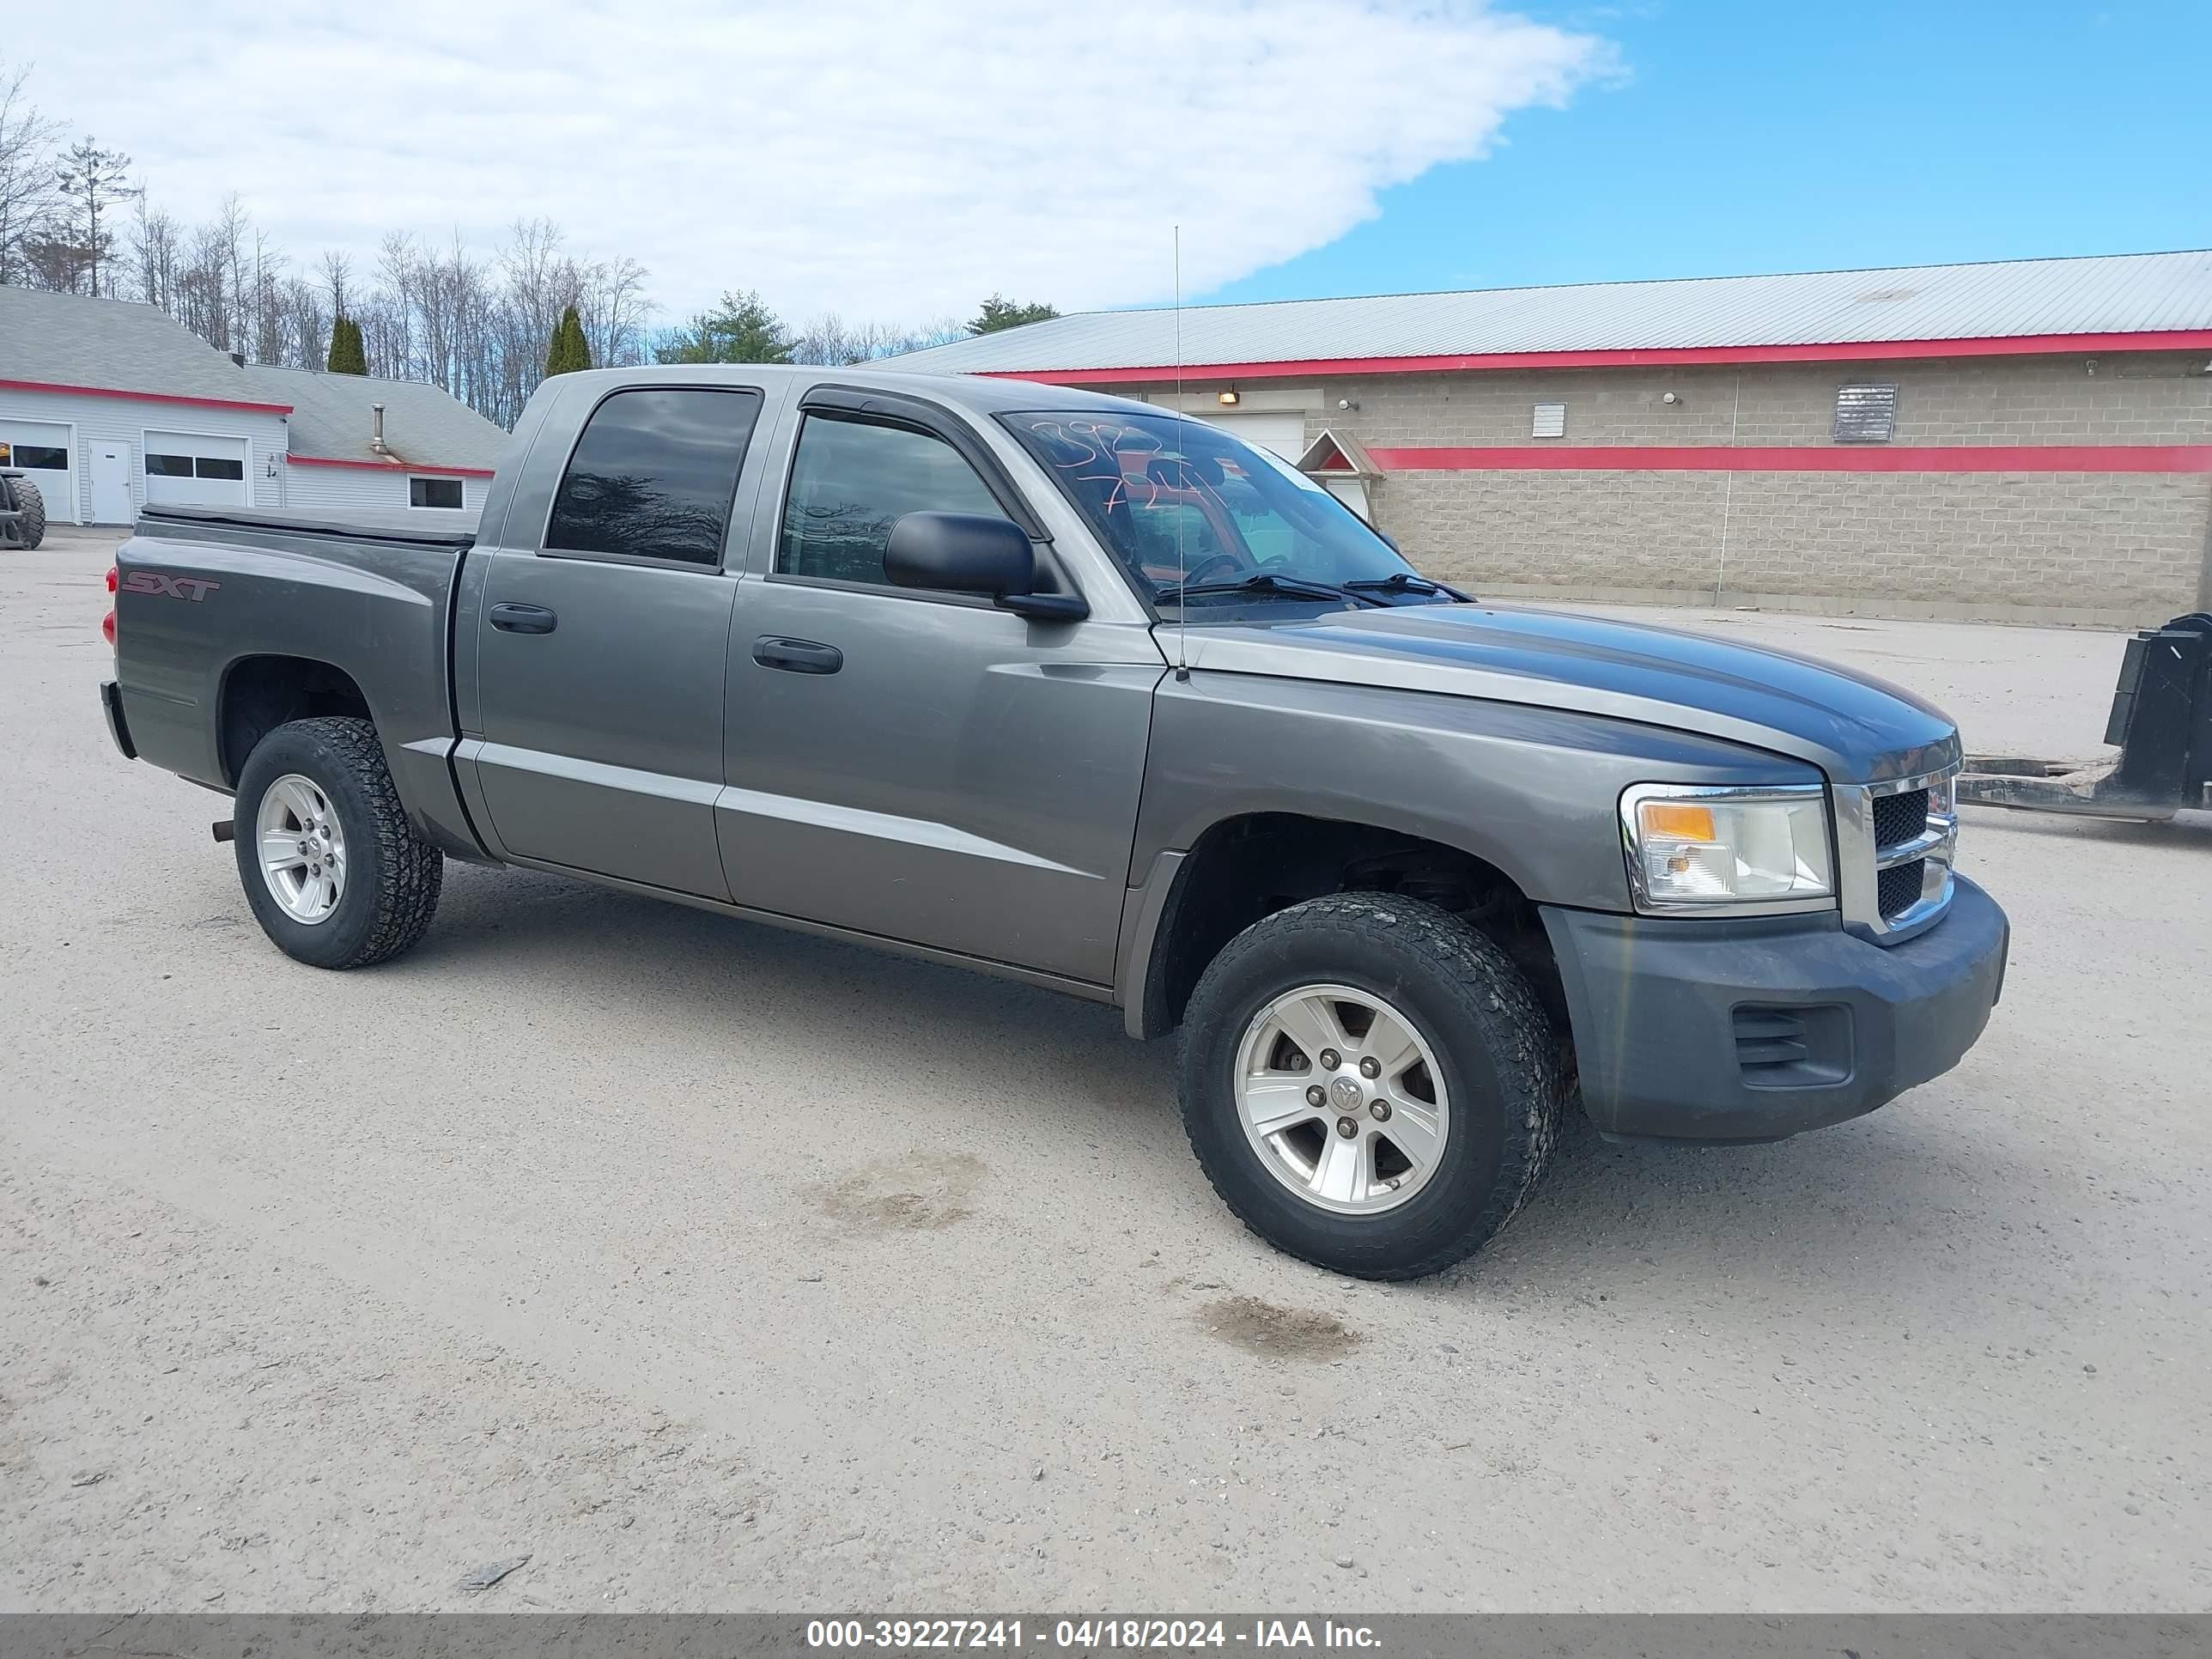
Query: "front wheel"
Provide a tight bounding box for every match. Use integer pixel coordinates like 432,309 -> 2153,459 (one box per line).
233,717 -> 443,969
1178,894 -> 1563,1279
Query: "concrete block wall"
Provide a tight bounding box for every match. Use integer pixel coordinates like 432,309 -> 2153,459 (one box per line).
1307,353 -> 2212,450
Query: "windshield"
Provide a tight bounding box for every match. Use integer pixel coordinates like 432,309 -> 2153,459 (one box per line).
1000,410 -> 1425,609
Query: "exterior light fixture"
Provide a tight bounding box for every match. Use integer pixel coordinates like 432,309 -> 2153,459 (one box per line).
1217,389 -> 1240,407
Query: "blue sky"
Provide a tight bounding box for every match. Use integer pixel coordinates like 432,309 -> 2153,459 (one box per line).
1202,1 -> 2212,305
15,3 -> 2206,322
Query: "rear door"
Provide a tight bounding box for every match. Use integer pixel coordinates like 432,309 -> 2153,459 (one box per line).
469,385 -> 765,898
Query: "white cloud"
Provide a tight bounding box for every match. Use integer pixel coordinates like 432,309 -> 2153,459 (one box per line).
22,1 -> 1608,323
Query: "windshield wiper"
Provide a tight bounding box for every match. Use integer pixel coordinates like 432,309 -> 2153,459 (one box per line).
1152,573 -> 1387,608
1341,572 -> 1474,602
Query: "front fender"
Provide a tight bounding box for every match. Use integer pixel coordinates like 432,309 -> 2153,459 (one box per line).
1129,670 -> 1820,913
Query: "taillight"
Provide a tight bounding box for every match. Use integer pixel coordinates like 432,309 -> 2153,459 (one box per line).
103,566 -> 118,647
106,565 -> 118,592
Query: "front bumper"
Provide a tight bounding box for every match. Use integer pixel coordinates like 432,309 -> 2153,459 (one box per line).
1540,874 -> 2008,1143
100,679 -> 137,761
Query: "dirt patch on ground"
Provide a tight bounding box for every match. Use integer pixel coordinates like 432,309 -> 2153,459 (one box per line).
818,1152 -> 986,1234
1198,1295 -> 1363,1361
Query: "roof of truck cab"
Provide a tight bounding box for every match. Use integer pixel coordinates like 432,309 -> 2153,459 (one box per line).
539,362 -> 1158,416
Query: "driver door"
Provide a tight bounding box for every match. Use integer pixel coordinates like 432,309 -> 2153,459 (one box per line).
720,394 -> 1164,986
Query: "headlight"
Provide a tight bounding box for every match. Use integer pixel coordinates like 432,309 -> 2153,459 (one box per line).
1620,783 -> 1834,912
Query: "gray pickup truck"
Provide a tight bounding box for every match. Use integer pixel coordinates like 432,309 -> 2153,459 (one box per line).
100,364 -> 2008,1279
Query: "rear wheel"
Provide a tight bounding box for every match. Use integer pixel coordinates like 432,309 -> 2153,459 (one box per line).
233,717 -> 442,969
1178,893 -> 1562,1279
4,476 -> 44,549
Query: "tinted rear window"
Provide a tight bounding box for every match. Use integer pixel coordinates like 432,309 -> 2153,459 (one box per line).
545,387 -> 763,566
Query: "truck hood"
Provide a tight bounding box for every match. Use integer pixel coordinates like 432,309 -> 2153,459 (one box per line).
1169,603 -> 1960,784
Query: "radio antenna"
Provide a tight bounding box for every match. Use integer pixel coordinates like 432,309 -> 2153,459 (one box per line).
1172,223 -> 1190,681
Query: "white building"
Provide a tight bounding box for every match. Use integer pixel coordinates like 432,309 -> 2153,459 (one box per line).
0,286 -> 509,525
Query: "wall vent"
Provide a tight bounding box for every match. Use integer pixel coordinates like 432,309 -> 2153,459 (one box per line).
1531,402 -> 1566,439
1833,383 -> 1898,442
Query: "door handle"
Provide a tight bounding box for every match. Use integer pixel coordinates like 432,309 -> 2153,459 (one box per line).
752,635 -> 842,675
489,603 -> 557,635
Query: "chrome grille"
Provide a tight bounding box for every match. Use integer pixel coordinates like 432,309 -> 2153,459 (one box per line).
1837,764 -> 1960,944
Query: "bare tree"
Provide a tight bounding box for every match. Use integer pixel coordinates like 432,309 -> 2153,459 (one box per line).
53,135 -> 136,295
319,247 -> 353,321
576,253 -> 652,369
276,273 -> 327,368
251,225 -> 286,365
0,58 -> 59,289
128,189 -> 179,307
791,311 -> 968,366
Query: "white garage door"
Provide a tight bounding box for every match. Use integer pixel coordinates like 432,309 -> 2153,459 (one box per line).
1193,410 -> 1308,462
0,420 -> 76,523
144,430 -> 249,507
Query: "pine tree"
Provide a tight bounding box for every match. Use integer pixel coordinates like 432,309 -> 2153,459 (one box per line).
326,314 -> 367,375
969,295 -> 1058,335
544,305 -> 591,376
653,290 -> 791,364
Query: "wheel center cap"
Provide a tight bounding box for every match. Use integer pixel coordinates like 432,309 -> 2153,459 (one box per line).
1328,1075 -> 1364,1113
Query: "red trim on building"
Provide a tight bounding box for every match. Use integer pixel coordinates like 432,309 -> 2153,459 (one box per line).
286,454 -> 496,477
980,329 -> 2212,386
1364,443 -> 2212,475
0,377 -> 295,414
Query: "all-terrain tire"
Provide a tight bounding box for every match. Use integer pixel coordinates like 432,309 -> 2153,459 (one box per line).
6,475 -> 44,549
233,717 -> 443,969
1178,893 -> 1563,1280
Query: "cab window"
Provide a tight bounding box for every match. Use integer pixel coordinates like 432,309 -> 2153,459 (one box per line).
777,413 -> 1004,587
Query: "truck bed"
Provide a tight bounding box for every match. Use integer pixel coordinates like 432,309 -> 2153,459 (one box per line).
115,503 -> 484,862
137,502 -> 480,549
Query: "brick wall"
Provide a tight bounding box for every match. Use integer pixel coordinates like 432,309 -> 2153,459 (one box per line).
1129,352 -> 2212,623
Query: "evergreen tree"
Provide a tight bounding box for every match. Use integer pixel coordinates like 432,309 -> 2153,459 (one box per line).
326,313 -> 368,375
653,289 -> 791,364
969,295 -> 1058,335
544,304 -> 592,376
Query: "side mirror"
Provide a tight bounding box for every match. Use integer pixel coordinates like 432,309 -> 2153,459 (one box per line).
884,511 -> 1087,622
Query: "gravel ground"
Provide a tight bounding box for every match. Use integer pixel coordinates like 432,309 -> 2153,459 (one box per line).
3,528 -> 2207,1612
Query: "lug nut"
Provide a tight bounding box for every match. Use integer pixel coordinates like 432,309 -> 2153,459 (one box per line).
1369,1099 -> 1392,1122
1318,1048 -> 1341,1071
1359,1056 -> 1381,1079
1334,1116 -> 1358,1139
1305,1085 -> 1327,1108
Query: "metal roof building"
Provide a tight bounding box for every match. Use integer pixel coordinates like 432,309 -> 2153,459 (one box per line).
896,252 -> 2212,626
890,250 -> 2212,381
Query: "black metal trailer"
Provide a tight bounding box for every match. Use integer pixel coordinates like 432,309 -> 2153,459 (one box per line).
1958,612 -> 2212,821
